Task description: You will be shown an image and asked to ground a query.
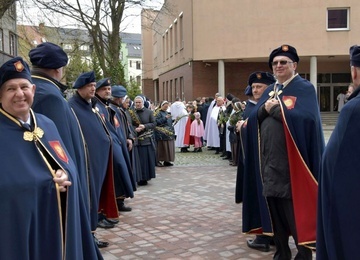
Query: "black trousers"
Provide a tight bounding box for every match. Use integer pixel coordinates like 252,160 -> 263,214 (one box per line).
267,197 -> 312,260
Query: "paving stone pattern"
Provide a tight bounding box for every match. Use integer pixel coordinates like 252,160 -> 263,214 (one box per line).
97,148 -> 316,259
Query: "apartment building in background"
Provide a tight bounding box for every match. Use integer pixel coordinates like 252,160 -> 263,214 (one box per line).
17,23 -> 141,87
121,32 -> 142,88
0,2 -> 17,64
142,0 -> 360,111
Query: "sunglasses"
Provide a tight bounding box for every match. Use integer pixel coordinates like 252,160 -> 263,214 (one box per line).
271,60 -> 294,66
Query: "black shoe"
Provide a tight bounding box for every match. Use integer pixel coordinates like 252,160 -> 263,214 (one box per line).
180,147 -> 189,153
118,203 -> 132,212
97,219 -> 115,229
93,235 -> 109,248
137,180 -> 148,186
220,153 -> 226,157
223,156 -> 231,160
105,218 -> 119,224
207,147 -> 215,150
163,161 -> 173,166
198,148 -> 202,152
156,161 -> 163,167
193,148 -> 199,152
247,239 -> 270,252
215,150 -> 220,154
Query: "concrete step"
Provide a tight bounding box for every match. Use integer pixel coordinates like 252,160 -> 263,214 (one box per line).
320,112 -> 339,126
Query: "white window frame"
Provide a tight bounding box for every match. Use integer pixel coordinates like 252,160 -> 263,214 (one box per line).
327,8 -> 350,31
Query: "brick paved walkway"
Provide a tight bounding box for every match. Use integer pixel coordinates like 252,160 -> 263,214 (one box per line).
97,149 -> 315,259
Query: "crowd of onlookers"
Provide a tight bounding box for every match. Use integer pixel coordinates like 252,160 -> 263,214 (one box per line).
148,94 -> 247,167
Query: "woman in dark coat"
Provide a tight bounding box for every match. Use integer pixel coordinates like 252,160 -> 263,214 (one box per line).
154,101 -> 176,167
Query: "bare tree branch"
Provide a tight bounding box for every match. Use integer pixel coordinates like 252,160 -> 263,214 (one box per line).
17,0 -> 167,84
0,0 -> 16,19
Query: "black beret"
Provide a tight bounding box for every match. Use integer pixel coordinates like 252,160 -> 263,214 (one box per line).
111,85 -> 127,98
268,44 -> 299,69
29,42 -> 68,69
226,93 -> 235,101
0,57 -> 33,87
248,71 -> 276,86
244,85 -> 252,96
350,45 -> 360,67
73,71 -> 96,89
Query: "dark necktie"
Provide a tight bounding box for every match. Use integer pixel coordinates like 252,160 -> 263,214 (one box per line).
22,123 -> 32,131
276,84 -> 284,92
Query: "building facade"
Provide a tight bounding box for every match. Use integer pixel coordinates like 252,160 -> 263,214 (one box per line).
142,0 -> 360,111
121,32 -> 142,87
0,2 -> 17,64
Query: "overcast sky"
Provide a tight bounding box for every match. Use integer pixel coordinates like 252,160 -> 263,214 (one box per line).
121,0 -> 164,33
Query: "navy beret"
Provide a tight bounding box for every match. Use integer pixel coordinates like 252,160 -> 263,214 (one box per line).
96,78 -> 111,90
73,71 -> 96,89
111,85 -> 127,98
350,45 -> 360,67
29,42 -> 68,69
244,85 -> 252,96
0,57 -> 33,87
268,44 -> 299,69
248,71 -> 276,86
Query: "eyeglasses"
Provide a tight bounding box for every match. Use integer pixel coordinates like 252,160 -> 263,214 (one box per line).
271,60 -> 293,66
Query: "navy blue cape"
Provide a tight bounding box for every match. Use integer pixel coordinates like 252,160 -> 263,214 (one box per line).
246,75 -> 324,245
95,97 -> 135,197
317,87 -> 360,259
31,75 -> 91,217
0,109 -> 101,259
69,94 -> 118,230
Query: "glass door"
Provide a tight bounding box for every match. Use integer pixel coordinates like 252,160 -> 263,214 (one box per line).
317,85 -> 331,112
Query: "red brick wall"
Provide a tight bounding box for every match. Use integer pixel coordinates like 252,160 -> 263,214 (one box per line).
153,61 -> 272,103
225,62 -> 271,102
142,78 -> 154,101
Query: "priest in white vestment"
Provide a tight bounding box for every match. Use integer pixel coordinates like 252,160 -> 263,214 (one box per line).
204,93 -> 221,143
170,98 -> 189,152
206,96 -> 226,153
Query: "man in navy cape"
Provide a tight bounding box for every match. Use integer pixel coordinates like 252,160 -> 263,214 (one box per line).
110,85 -> 143,184
68,71 -> 118,248
246,45 -> 324,259
29,42 -> 91,218
95,78 -> 135,211
235,72 -> 276,252
0,57 -> 101,259
317,45 -> 360,259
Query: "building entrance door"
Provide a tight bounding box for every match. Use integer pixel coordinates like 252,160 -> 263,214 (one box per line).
317,84 -> 349,112
333,85 -> 348,112
317,85 -> 331,112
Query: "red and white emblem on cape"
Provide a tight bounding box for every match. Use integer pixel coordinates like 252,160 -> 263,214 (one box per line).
282,96 -> 297,110
114,116 -> 120,128
49,140 -> 69,164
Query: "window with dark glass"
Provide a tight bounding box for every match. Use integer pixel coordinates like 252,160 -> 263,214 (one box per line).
136,76 -> 141,85
327,9 -> 349,30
